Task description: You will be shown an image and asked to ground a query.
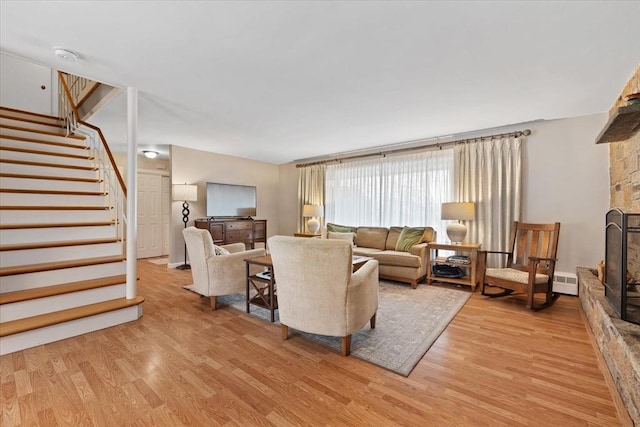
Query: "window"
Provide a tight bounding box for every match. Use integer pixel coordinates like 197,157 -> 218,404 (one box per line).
325,149 -> 454,236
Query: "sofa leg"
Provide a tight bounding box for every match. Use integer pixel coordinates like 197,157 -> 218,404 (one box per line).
209,296 -> 217,310
281,324 -> 289,340
370,313 -> 376,329
341,335 -> 352,356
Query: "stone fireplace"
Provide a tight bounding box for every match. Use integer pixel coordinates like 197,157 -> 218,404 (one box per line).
579,65 -> 640,424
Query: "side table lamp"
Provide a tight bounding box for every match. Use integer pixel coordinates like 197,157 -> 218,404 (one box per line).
173,183 -> 198,269
441,202 -> 475,243
303,204 -> 324,235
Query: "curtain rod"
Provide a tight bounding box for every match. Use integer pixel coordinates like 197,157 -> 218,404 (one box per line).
296,129 -> 531,168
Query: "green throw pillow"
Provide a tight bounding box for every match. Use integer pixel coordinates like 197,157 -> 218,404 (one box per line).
327,223 -> 352,233
395,227 -> 425,252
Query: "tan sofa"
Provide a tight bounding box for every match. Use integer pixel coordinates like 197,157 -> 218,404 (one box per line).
322,223 -> 436,288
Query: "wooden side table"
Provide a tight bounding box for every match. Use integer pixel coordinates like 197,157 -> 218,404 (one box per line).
293,232 -> 321,238
245,255 -> 277,322
426,242 -> 481,291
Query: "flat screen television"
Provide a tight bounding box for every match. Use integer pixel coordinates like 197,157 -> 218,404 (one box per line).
206,182 -> 257,217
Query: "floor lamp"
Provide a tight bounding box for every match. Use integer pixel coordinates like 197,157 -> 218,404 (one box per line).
173,183 -> 198,270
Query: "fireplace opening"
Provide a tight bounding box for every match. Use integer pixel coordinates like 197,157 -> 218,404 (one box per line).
604,208 -> 640,324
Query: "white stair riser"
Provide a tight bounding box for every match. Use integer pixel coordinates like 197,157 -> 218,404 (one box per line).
0,209 -> 112,224
0,161 -> 98,179
1,137 -> 88,156
0,225 -> 117,245
0,192 -> 106,206
0,304 -> 142,356
1,241 -> 122,268
0,149 -> 93,168
0,284 -> 126,322
1,261 -> 126,292
0,118 -> 66,134
0,128 -> 85,145
0,177 -> 102,192
0,110 -> 63,126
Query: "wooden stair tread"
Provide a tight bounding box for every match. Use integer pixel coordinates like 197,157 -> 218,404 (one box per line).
0,106 -> 64,122
0,205 -> 109,210
0,221 -> 115,230
0,188 -> 106,196
0,255 -> 125,277
0,158 -> 97,171
0,274 -> 127,304
0,296 -> 144,337
0,129 -> 89,144
0,134 -> 87,149
0,172 -> 101,183
0,237 -> 120,251
0,145 -> 93,160
0,114 -> 65,130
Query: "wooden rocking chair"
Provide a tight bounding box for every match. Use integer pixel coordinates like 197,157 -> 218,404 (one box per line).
477,222 -> 561,311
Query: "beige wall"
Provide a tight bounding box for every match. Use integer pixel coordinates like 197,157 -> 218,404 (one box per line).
169,145 -> 280,265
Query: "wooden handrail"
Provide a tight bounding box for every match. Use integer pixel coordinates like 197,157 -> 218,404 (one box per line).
79,120 -> 127,198
57,71 -> 127,198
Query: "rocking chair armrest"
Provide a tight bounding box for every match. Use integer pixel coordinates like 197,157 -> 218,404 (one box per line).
478,250 -> 512,255
528,256 -> 557,262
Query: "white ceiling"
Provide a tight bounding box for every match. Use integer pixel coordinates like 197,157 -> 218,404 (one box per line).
1,1 -> 639,164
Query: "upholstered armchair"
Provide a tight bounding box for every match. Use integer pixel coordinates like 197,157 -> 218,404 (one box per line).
268,236 -> 379,356
183,227 -> 265,310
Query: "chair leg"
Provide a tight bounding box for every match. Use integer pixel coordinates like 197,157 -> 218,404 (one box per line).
370,313 -> 376,330
281,324 -> 289,340
209,296 -> 217,310
341,335 -> 352,356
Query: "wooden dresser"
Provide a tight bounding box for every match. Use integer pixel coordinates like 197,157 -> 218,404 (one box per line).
194,218 -> 267,249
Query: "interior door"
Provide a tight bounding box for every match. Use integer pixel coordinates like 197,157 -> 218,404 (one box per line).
137,173 -> 163,258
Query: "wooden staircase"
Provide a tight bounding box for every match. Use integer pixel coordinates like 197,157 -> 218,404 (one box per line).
0,106 -> 143,355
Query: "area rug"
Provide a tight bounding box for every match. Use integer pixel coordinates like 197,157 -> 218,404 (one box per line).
147,257 -> 168,265
190,281 -> 470,376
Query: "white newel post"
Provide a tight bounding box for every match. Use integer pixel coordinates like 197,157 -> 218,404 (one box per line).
126,87 -> 138,299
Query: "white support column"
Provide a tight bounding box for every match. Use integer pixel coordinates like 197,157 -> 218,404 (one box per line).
126,87 -> 138,299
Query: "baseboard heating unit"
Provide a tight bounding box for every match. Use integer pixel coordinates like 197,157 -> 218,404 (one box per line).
553,271 -> 578,295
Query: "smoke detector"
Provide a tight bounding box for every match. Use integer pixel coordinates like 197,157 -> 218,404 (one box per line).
54,47 -> 79,62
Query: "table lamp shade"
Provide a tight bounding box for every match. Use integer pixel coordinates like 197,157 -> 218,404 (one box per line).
172,184 -> 198,202
303,204 -> 324,234
441,202 -> 475,243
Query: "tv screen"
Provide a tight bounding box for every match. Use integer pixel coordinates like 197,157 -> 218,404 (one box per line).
206,182 -> 257,217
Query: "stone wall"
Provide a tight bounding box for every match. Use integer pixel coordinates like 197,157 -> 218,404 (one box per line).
583,64 -> 640,425
608,65 -> 640,286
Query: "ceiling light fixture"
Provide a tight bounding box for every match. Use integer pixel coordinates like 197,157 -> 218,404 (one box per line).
143,150 -> 159,159
54,47 -> 80,62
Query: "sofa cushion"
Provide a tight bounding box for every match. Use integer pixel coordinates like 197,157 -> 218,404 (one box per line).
385,226 -> 404,250
371,250 -> 421,268
353,247 -> 384,257
327,223 -> 356,233
395,227 -> 425,252
355,227 -> 389,250
327,231 -> 356,247
421,227 -> 436,243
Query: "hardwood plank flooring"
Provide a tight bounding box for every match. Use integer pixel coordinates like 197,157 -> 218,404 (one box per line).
0,260 -> 630,426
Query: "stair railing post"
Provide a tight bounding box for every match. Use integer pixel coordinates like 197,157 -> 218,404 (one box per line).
126,87 -> 138,300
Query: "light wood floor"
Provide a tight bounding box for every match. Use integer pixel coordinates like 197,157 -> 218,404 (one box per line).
0,260 -> 630,426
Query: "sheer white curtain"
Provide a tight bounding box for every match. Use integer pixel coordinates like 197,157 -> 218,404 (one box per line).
325,149 -> 454,237
455,137 -> 522,266
297,165 -> 325,232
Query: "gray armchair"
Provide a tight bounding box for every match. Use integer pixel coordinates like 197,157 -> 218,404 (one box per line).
268,236 -> 379,356
182,227 -> 265,310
